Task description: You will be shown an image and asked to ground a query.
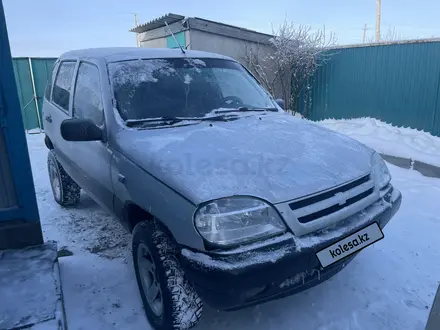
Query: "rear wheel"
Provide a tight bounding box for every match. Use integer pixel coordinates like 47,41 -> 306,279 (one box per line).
47,150 -> 81,207
132,220 -> 203,330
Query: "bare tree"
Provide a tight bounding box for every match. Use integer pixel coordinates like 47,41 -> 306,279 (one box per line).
242,42 -> 277,96
243,20 -> 337,115
366,26 -> 409,42
382,27 -> 409,41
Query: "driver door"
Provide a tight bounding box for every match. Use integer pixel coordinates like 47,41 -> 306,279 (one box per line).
65,61 -> 113,212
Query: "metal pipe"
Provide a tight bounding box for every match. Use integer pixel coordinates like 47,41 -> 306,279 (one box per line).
28,57 -> 42,131
376,0 -> 381,42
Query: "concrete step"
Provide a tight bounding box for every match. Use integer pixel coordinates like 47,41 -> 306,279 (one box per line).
0,242 -> 66,330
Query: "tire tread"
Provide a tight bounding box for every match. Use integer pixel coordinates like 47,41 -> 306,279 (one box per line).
134,221 -> 203,330
48,150 -> 81,207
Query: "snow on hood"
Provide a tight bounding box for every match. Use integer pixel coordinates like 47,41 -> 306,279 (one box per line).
115,113 -> 373,205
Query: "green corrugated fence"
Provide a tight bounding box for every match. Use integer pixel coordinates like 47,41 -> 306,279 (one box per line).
12,57 -> 57,131
301,40 -> 440,137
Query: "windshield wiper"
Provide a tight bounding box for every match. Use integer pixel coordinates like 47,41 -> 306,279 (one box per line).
214,107 -> 278,114
126,116 -> 184,127
125,114 -> 238,128
196,114 -> 240,122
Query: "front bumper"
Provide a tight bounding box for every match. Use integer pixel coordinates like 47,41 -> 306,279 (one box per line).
180,187 -> 402,311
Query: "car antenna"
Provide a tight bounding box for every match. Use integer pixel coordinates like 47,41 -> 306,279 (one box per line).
164,21 -> 185,54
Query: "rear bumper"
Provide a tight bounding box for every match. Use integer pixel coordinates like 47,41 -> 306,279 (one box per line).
180,187 -> 402,311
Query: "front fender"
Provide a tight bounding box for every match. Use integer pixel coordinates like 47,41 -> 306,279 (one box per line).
111,150 -> 205,250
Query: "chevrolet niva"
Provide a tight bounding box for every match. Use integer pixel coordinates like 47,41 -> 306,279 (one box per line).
42,47 -> 401,330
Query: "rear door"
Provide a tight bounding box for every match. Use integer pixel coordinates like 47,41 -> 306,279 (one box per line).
42,60 -> 58,132
44,60 -> 77,172
65,61 -> 113,211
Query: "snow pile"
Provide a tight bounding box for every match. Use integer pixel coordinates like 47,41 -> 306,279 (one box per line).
316,117 -> 440,167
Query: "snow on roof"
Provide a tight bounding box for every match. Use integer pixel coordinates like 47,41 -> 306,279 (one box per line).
130,13 -> 274,39
130,13 -> 185,34
59,47 -> 235,63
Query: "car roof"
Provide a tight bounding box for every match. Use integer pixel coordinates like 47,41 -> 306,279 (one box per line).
60,47 -> 236,63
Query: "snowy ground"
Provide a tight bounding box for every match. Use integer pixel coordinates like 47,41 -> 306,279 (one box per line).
26,130 -> 440,330
317,118 -> 440,167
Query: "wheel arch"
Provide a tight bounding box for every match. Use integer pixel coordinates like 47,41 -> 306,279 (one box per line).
45,135 -> 54,150
123,202 -> 176,243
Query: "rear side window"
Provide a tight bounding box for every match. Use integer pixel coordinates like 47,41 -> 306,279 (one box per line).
52,61 -> 76,112
73,63 -> 103,125
44,63 -> 57,100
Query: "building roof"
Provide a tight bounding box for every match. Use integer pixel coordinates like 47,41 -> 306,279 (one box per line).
130,13 -> 185,34
190,17 -> 273,38
130,13 -> 273,39
60,47 -> 235,63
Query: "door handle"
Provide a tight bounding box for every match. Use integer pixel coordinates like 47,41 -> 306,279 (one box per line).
117,174 -> 125,184
45,115 -> 52,123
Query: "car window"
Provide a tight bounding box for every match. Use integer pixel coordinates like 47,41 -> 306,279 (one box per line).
52,61 -> 76,112
214,68 -> 267,106
44,62 -> 58,100
52,62 -> 76,112
73,62 -> 104,125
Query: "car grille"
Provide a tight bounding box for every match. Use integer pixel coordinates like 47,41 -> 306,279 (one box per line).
289,174 -> 374,224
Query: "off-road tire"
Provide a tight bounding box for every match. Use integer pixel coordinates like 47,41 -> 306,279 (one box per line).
132,220 -> 203,330
47,150 -> 81,207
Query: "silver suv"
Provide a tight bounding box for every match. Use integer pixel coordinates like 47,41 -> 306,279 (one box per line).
42,47 -> 401,330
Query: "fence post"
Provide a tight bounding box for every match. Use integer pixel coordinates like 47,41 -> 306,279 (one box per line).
28,57 -> 42,131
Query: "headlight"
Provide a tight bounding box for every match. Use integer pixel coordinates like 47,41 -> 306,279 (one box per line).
371,152 -> 391,189
194,197 -> 286,247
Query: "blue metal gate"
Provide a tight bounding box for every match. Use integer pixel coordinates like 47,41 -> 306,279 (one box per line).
0,0 -> 42,248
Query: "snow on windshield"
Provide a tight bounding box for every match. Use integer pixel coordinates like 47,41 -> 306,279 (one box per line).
111,59 -> 176,86
186,58 -> 207,67
109,58 -> 274,121
184,74 -> 193,84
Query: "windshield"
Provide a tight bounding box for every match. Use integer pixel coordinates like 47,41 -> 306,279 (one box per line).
108,58 -> 276,121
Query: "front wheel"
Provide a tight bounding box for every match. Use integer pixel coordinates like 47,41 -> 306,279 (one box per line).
132,221 -> 203,330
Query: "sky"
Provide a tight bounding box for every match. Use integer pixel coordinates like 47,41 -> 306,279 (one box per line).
3,0 -> 440,57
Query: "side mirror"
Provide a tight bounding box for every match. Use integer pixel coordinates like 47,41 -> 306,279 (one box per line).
60,118 -> 102,142
275,99 -> 285,110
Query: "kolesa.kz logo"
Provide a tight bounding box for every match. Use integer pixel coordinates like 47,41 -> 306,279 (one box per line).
329,233 -> 370,258
316,222 -> 384,268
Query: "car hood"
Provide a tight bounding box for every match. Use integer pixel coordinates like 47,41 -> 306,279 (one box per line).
115,113 -> 373,205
